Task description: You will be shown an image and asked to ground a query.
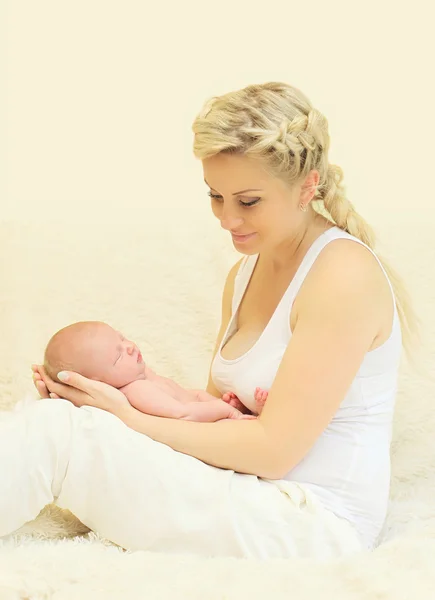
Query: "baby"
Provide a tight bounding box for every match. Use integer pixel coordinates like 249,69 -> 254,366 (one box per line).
43,321 -> 266,422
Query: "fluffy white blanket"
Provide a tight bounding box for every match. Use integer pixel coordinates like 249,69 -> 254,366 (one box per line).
1,220 -> 434,599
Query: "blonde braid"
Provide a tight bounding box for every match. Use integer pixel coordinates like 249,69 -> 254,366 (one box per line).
318,165 -> 420,357
320,164 -> 376,248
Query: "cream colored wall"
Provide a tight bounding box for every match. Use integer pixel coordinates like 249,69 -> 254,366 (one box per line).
4,1 -> 433,224
2,1 -> 434,408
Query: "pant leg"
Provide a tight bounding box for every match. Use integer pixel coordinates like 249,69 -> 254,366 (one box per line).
0,399 -> 73,537
0,399 -> 362,559
0,398 -> 243,555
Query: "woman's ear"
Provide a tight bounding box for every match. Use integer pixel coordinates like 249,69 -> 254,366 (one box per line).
300,170 -> 320,205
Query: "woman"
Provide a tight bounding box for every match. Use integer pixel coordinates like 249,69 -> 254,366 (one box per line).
4,82 -> 414,559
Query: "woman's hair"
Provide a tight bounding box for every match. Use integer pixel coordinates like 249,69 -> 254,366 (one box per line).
192,82 -> 418,356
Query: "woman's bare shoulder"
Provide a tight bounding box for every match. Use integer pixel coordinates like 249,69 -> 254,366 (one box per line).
309,238 -> 389,287
296,237 -> 393,332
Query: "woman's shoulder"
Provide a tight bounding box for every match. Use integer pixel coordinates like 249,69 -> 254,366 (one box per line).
310,236 -> 389,288
296,236 -> 394,331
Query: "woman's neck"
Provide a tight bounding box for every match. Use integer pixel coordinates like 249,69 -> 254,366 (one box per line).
263,214 -> 333,273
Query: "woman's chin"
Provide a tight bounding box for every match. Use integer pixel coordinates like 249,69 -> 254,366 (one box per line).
232,237 -> 259,255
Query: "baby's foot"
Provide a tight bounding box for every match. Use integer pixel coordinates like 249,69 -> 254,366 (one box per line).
222,391 -> 236,404
222,391 -> 246,412
254,387 -> 269,411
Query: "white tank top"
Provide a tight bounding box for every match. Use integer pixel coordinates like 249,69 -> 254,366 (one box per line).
211,226 -> 402,550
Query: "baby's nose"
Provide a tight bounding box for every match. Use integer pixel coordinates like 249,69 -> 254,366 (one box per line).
125,341 -> 136,355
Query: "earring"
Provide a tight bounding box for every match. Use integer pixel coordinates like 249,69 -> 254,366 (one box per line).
299,202 -> 308,212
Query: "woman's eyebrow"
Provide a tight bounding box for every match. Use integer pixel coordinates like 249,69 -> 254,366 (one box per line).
232,188 -> 262,195
204,179 -> 262,195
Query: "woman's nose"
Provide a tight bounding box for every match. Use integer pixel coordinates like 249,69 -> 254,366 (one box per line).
219,210 -> 244,232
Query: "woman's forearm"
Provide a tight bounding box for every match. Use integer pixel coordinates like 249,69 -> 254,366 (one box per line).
117,405 -> 279,478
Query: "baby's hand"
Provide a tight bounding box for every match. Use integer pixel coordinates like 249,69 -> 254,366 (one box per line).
222,391 -> 247,413
254,387 -> 269,413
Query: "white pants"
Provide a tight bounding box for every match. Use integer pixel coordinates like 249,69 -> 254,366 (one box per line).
0,399 -> 362,559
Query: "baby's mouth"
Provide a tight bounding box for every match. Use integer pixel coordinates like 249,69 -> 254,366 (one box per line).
137,351 -> 143,363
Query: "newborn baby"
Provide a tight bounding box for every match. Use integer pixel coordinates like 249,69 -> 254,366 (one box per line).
43,321 -> 257,422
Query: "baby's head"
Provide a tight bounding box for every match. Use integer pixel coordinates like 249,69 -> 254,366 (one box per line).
44,321 -> 146,388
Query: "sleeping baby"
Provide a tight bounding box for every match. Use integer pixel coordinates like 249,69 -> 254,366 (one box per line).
43,321 -> 264,422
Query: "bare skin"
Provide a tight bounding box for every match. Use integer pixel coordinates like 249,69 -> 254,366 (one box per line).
222,388 -> 269,414
42,321 -> 255,422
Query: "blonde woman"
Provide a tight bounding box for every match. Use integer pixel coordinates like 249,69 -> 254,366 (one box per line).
6,82 -> 414,559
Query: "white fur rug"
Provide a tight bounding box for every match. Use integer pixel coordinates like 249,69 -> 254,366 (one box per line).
1,220 -> 434,599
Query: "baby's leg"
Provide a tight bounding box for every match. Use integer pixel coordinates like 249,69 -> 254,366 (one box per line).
185,400 -> 255,422
192,390 -> 223,403
254,387 -> 269,414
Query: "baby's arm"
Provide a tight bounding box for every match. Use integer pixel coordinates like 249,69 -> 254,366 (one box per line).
121,380 -> 189,419
121,380 -> 251,422
184,400 -> 256,422
192,389 -> 226,403
152,377 -> 231,405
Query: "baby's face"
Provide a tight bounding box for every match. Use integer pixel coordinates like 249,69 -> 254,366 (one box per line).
86,324 -> 146,388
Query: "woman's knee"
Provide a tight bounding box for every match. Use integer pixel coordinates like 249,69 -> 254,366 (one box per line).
25,398 -> 77,430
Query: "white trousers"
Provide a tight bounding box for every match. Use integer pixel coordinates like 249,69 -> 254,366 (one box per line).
0,399 -> 363,559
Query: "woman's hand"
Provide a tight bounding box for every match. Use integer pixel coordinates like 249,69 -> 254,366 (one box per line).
31,364 -> 131,417
32,365 -> 51,399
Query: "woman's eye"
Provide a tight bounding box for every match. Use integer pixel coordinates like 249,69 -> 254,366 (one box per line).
240,198 -> 259,207
208,191 -> 223,201
207,191 -> 259,207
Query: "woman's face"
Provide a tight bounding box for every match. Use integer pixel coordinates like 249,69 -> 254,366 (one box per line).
202,153 -> 315,255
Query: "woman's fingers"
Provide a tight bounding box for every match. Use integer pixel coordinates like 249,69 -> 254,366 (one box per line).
46,379 -> 92,407
36,366 -> 91,407
32,369 -> 49,399
56,371 -> 100,393
33,366 -> 128,414
35,379 -> 50,399
49,370 -> 130,413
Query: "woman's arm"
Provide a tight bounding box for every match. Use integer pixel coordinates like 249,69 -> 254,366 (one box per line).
114,242 -> 386,478
36,242 -> 388,479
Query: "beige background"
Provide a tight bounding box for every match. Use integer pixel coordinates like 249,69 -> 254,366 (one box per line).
2,1 -> 434,398
3,1 -> 433,225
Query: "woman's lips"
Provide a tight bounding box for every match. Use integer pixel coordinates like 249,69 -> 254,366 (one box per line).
231,232 -> 256,243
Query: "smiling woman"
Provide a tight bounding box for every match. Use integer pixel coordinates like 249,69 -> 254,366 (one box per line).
2,81 -> 417,560
203,152 -> 319,251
